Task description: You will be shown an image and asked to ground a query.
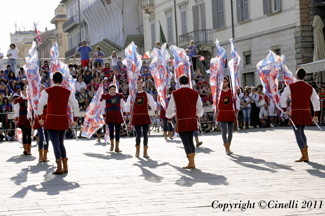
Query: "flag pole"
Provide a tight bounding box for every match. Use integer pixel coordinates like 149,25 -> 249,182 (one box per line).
34,22 -> 41,68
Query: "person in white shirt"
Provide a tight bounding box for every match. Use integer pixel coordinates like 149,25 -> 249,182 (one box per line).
75,76 -> 87,94
0,51 -> 4,70
109,51 -> 119,75
259,103 -> 273,128
6,44 -> 25,74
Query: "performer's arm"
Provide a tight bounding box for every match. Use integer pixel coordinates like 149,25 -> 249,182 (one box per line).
27,101 -> 32,121
38,90 -> 48,117
196,93 -> 204,117
125,96 -> 131,113
68,92 -> 80,122
146,93 -> 157,111
310,88 -> 320,116
166,93 -> 175,119
100,98 -> 106,116
120,97 -> 127,113
280,86 -> 290,110
236,98 -> 240,111
14,101 -> 20,119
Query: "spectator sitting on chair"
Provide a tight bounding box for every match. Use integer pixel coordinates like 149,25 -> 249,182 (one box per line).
259,103 -> 273,128
5,123 -> 15,141
201,115 -> 212,133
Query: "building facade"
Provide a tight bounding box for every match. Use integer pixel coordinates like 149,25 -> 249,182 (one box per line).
142,0 -> 325,87
60,0 -> 144,61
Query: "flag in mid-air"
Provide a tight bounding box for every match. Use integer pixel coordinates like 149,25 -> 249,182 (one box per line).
170,45 -> 192,89
210,39 -> 226,111
281,55 -> 296,86
34,23 -> 42,44
228,38 -> 241,110
123,42 -> 142,117
144,50 -> 151,59
82,81 -> 105,138
256,51 -> 283,108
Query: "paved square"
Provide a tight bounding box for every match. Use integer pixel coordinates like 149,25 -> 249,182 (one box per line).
0,126 -> 325,215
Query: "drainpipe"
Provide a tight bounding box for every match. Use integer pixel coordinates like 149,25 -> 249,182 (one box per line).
230,0 -> 235,39
174,0 -> 178,46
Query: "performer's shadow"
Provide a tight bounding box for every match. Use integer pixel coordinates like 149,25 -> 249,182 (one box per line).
83,152 -> 132,161
7,155 -> 37,163
10,163 -> 51,185
306,162 -> 325,178
176,146 -> 214,154
11,175 -> 80,198
136,158 -> 169,168
168,164 -> 228,187
133,163 -> 164,183
94,141 -> 107,146
229,154 -> 293,173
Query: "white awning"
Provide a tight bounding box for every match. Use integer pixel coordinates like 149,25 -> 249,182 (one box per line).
300,59 -> 325,74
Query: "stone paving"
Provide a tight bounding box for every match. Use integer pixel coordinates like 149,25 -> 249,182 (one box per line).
0,126 -> 325,216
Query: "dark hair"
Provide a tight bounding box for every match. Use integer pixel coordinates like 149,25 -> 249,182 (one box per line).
179,75 -> 189,85
224,77 -> 229,83
20,67 -> 24,72
7,65 -> 10,68
257,84 -> 263,90
44,60 -> 48,64
82,40 -> 87,44
296,68 -> 306,80
53,71 -> 63,83
10,43 -> 16,48
109,84 -> 116,90
3,97 -> 9,104
69,64 -> 73,68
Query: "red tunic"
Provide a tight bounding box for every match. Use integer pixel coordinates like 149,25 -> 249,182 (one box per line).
173,88 -> 198,133
44,86 -> 71,130
131,91 -> 151,125
33,106 -> 47,130
217,89 -> 236,122
14,97 -> 31,129
289,81 -> 313,125
101,93 -> 125,124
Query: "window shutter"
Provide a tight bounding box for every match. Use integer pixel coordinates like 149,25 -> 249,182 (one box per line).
200,2 -> 206,30
236,0 -> 242,23
212,0 -> 218,29
243,0 -> 249,21
181,10 -> 187,34
275,0 -> 281,12
218,0 -> 225,28
151,22 -> 156,49
193,5 -> 199,31
263,0 -> 270,14
167,16 -> 173,43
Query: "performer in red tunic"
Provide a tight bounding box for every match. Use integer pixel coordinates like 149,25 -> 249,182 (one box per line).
31,85 -> 50,163
38,72 -> 79,175
280,68 -> 320,162
166,75 -> 203,169
100,84 -> 127,152
126,78 -> 157,158
215,77 -> 240,155
14,86 -> 33,155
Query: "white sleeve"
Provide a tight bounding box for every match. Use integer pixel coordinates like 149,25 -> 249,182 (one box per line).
125,96 -> 131,113
280,86 -> 290,108
311,88 -> 320,112
68,91 -> 80,118
14,102 -> 20,118
146,93 -> 157,111
196,94 -> 203,117
100,99 -> 106,115
259,108 -> 263,119
236,98 -> 240,111
27,101 -> 32,120
166,93 -> 176,119
120,97 -> 127,113
38,90 -> 48,116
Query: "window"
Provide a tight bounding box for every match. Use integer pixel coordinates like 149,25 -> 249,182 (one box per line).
212,0 -> 225,29
180,7 -> 187,34
150,20 -> 156,49
244,52 -> 251,66
236,0 -> 249,23
263,0 -> 281,15
193,3 -> 206,43
244,72 -> 255,86
166,11 -> 173,43
273,48 -> 281,56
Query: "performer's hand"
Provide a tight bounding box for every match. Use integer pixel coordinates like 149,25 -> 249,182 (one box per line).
235,113 -> 238,118
38,119 -> 44,126
284,111 -> 289,118
168,119 -> 172,123
72,121 -> 77,128
313,116 -> 319,124
103,117 -> 106,122
128,115 -> 132,121
214,113 -> 217,120
30,122 -> 34,128
155,114 -> 158,119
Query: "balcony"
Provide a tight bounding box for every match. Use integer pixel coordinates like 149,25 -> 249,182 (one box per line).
65,46 -> 78,59
179,29 -> 213,48
63,15 -> 79,32
141,0 -> 154,15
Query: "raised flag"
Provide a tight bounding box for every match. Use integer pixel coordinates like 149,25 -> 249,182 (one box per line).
228,38 -> 241,109
144,50 -> 151,59
82,81 -> 105,138
170,45 -> 192,89
210,39 -> 226,111
34,23 -> 42,44
24,41 -> 41,118
123,42 -> 142,118
281,55 -> 296,86
256,50 -> 283,108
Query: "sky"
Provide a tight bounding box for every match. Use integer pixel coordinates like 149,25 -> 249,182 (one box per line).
0,0 -> 62,57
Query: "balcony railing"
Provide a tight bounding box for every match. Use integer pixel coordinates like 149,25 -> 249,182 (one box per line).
65,46 -> 78,59
63,15 -> 79,32
141,0 -> 154,15
179,29 -> 213,48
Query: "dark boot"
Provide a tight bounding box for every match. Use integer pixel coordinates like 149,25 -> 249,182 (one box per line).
23,144 -> 28,155
97,134 -> 101,142
163,132 -> 167,140
183,153 -> 195,169
115,141 -> 122,152
143,146 -> 149,158
110,139 -> 114,151
43,150 -> 49,162
53,159 -> 63,175
223,143 -> 233,155
195,137 -> 202,148
38,149 -> 43,163
295,146 -> 309,162
169,131 -> 173,140
62,158 -> 68,173
27,144 -> 32,155
135,145 -> 140,158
